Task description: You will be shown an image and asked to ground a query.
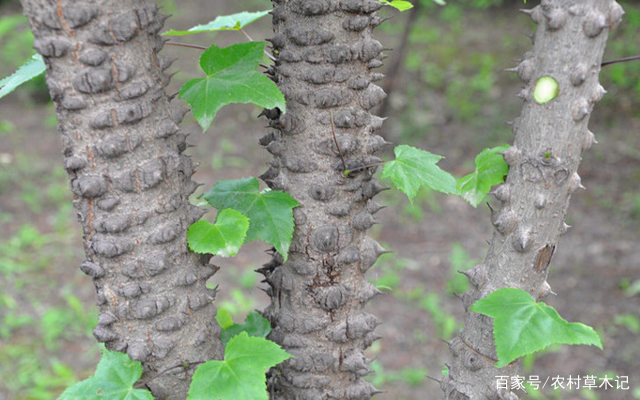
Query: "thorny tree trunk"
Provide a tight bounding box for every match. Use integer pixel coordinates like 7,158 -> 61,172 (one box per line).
258,0 -> 389,399
20,1 -> 224,399
441,1 -> 623,399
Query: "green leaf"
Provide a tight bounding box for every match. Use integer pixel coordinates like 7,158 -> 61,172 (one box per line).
456,145 -> 510,207
216,308 -> 234,330
187,209 -> 249,257
382,145 -> 457,204
221,311 -> 272,345
187,332 -> 291,400
163,10 -> 270,36
179,42 -> 286,131
202,177 -> 299,261
378,0 -> 414,11
0,54 -> 46,100
470,288 -> 603,368
58,350 -> 153,400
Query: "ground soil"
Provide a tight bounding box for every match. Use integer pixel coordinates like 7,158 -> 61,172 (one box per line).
0,1 -> 638,400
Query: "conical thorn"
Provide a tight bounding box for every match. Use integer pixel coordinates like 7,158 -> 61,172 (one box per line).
486,202 -> 495,214
426,375 -> 442,384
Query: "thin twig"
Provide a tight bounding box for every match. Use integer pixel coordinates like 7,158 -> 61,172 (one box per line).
330,110 -> 347,172
378,0 -> 421,118
165,41 -> 208,51
601,55 -> 640,67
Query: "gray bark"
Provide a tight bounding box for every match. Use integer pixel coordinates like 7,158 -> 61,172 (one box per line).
440,1 -> 624,399
258,1 -> 389,399
19,1 -> 224,399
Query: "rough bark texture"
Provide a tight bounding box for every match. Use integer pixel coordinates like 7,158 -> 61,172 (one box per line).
440,1 -> 624,399
20,1 -> 224,399
258,1 -> 389,399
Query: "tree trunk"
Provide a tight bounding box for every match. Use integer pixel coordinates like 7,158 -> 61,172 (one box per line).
441,1 -> 624,399
19,1 -> 224,399
258,1 -> 389,399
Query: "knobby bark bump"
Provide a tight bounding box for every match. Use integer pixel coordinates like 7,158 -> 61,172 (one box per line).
258,0 -> 390,399
441,1 -> 624,399
19,1 -> 224,399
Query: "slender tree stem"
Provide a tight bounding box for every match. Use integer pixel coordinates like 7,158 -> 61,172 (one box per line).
378,0 -> 422,119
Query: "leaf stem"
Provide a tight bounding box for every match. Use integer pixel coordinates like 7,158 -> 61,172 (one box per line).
240,28 -> 276,62
601,55 -> 640,67
346,161 -> 387,174
239,27 -> 254,42
165,41 -> 208,51
134,360 -> 208,389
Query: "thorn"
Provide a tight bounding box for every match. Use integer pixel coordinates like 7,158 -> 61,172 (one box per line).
165,71 -> 179,80
426,375 -> 442,383
519,8 -> 533,15
486,202 -> 495,214
504,67 -> 518,73
517,88 -> 528,99
549,289 -> 557,296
